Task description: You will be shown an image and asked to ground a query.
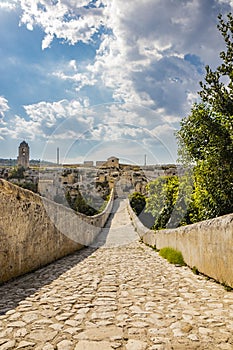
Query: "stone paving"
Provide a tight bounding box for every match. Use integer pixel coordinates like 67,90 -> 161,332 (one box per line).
0,199 -> 233,349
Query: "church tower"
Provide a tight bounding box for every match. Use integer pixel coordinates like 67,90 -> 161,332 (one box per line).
17,141 -> 30,168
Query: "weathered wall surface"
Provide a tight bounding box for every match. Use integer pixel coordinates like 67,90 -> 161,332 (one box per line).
127,200 -> 233,287
0,179 -> 114,284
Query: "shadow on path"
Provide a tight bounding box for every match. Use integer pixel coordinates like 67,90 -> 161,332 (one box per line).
0,197 -> 137,315
0,244 -> 97,315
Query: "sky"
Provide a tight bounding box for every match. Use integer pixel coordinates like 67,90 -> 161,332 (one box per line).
0,0 -> 232,165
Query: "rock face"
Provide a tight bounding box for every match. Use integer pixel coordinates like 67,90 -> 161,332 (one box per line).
0,179 -> 113,284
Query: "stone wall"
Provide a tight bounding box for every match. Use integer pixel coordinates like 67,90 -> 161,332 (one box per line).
0,179 -> 114,284
127,200 -> 233,287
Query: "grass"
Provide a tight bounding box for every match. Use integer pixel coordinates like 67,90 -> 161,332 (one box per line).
159,247 -> 186,266
222,282 -> 233,292
191,266 -> 199,275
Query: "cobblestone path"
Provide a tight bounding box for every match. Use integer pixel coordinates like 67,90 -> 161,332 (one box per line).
0,200 -> 233,349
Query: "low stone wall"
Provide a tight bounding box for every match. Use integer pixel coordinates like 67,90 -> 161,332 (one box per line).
0,179 -> 114,284
127,200 -> 233,287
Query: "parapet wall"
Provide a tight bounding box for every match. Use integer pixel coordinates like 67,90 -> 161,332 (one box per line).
0,179 -> 114,284
127,201 -> 233,287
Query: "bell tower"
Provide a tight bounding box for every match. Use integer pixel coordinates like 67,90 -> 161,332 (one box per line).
17,141 -> 30,168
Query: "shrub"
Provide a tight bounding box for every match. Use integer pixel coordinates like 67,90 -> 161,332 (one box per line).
18,182 -> 38,194
191,266 -> 199,275
129,191 -> 146,216
145,176 -> 179,229
159,247 -> 186,266
8,166 -> 25,179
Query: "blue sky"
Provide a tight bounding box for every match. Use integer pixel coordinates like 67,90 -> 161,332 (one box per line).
0,0 -> 232,165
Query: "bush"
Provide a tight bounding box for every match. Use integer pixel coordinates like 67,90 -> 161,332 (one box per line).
159,247 -> 186,266
8,166 -> 25,179
145,176 -> 179,229
129,192 -> 146,216
65,188 -> 98,216
18,182 -> 38,194
192,266 -> 199,275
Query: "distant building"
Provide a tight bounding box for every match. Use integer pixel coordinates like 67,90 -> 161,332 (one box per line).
106,156 -> 119,168
17,141 -> 30,168
96,161 -> 105,168
83,161 -> 94,167
97,156 -> 120,169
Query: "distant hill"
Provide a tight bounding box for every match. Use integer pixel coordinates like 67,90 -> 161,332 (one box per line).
0,159 -> 17,166
0,159 -> 56,167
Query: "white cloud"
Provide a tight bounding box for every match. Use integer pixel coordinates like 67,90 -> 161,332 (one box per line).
19,0 -> 107,50
12,115 -> 43,140
72,0 -> 211,114
2,0 -> 233,162
23,98 -> 92,132
0,1 -> 18,11
0,96 -> 10,118
0,98 -> 92,143
53,68 -> 97,92
17,0 -> 231,114
96,0 -> 224,110
69,60 -> 78,71
218,0 -> 233,7
42,33 -> 54,50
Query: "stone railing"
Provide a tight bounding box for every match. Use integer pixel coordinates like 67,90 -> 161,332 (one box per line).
127,200 -> 233,288
0,179 -> 114,284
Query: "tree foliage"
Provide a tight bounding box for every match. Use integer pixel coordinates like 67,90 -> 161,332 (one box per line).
145,176 -> 179,229
8,166 -> 25,179
199,13 -> 233,116
65,188 -> 98,216
177,12 -> 233,222
18,182 -> 38,194
129,192 -> 146,216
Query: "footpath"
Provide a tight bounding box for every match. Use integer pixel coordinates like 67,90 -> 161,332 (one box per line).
0,199 -> 233,349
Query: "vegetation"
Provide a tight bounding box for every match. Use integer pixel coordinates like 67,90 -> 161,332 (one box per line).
65,189 -> 98,216
8,166 -> 25,179
65,186 -> 111,216
131,13 -> 233,232
145,176 -> 180,229
199,13 -> 233,116
191,266 -> 199,275
176,12 -> 233,222
97,194 -> 110,213
129,191 -> 156,228
222,282 -> 233,292
95,181 -> 110,200
129,191 -> 146,216
17,182 -> 38,194
7,167 -> 38,194
159,247 -> 186,266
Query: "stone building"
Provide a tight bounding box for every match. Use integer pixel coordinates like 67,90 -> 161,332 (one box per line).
83,161 -> 94,167
17,141 -> 30,168
99,156 -> 120,169
106,156 -> 119,167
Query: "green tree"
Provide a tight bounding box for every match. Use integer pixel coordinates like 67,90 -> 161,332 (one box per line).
129,192 -> 146,216
18,182 -> 38,194
199,13 -> 233,116
9,166 -> 25,179
177,13 -> 233,221
65,188 -> 98,216
145,176 -> 179,229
